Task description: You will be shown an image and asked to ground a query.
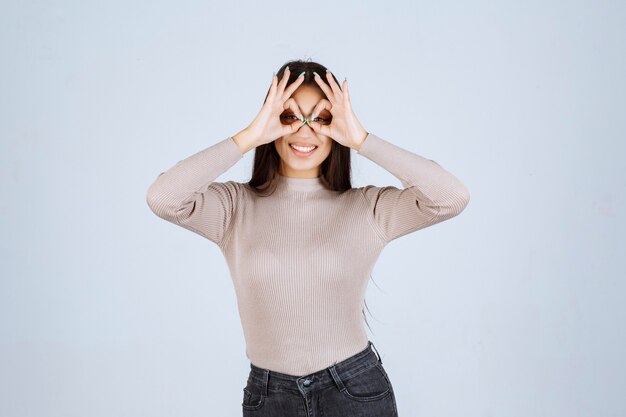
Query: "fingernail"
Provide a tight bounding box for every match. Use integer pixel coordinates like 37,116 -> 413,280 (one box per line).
272,71 -> 275,79
298,71 -> 305,78
311,112 -> 315,120
299,114 -> 304,122
313,71 -> 320,78
285,66 -> 289,71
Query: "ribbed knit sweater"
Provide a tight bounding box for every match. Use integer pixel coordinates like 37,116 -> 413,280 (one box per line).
146,132 -> 470,376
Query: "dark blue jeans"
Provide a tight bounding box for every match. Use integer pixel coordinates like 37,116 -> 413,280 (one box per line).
241,340 -> 398,416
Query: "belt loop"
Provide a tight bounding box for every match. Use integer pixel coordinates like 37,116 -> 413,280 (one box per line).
328,365 -> 346,392
370,340 -> 383,364
262,368 -> 269,397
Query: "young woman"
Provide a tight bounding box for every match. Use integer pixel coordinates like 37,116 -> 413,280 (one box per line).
146,60 -> 470,417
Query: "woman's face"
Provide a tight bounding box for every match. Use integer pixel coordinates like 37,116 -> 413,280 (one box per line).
274,85 -> 333,178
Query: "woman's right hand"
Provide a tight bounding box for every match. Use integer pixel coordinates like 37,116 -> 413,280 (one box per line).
233,68 -> 306,153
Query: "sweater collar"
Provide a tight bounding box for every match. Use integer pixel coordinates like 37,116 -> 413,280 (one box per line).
276,173 -> 326,192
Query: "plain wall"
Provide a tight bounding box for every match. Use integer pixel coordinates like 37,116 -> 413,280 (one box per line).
1,0 -> 624,416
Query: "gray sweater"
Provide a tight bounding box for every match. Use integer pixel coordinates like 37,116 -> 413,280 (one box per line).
146,132 -> 470,375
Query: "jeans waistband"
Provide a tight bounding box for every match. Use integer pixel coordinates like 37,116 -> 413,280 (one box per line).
247,340 -> 383,395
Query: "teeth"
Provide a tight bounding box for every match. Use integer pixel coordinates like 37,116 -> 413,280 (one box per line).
290,144 -> 317,152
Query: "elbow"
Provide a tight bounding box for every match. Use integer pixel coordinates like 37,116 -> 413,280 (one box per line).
451,185 -> 470,217
145,172 -> 171,218
434,187 -> 470,221
146,184 -> 195,226
146,187 -> 163,218
457,186 -> 470,214
146,179 -> 159,212
146,190 -> 158,215
145,179 -> 173,220
146,191 -> 181,223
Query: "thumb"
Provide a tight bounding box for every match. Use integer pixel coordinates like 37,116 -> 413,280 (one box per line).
288,119 -> 305,134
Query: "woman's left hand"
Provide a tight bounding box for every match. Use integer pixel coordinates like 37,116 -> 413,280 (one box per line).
308,70 -> 368,151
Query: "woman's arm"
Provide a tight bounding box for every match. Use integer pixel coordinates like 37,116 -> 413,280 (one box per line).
356,132 -> 470,243
146,135 -> 245,246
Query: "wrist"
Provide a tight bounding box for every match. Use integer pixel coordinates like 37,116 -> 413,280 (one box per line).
232,128 -> 257,155
354,130 -> 369,152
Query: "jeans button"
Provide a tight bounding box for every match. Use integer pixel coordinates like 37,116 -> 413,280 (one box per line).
303,379 -> 311,386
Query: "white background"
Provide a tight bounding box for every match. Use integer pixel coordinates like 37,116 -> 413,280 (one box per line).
1,1 -> 624,416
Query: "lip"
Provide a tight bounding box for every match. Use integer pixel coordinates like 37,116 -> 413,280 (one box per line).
290,143 -> 318,156
289,142 -> 318,147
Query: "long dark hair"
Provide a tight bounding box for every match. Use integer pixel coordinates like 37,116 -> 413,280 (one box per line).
247,59 -> 353,196
245,59 -> 377,335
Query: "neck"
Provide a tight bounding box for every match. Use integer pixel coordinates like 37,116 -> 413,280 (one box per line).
276,173 -> 326,192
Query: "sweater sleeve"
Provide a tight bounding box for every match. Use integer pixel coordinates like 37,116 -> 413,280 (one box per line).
146,136 -> 245,246
356,132 -> 470,243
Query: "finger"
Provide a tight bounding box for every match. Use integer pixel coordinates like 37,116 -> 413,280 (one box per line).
283,97 -> 301,115
283,97 -> 294,111
285,98 -> 305,123
343,78 -> 350,103
267,73 -> 278,101
309,98 -> 333,135
283,114 -> 304,135
277,67 -> 290,96
312,72 -> 336,104
310,98 -> 332,123
325,70 -> 344,100
283,73 -> 305,99
289,119 -> 304,134
282,98 -> 306,131
310,119 -> 332,137
270,73 -> 277,89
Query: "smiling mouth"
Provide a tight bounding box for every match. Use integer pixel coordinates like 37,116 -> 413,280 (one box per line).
290,143 -> 318,155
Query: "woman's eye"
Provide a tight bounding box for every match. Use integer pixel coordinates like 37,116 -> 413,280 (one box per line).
281,115 -> 331,124
280,115 -> 299,124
